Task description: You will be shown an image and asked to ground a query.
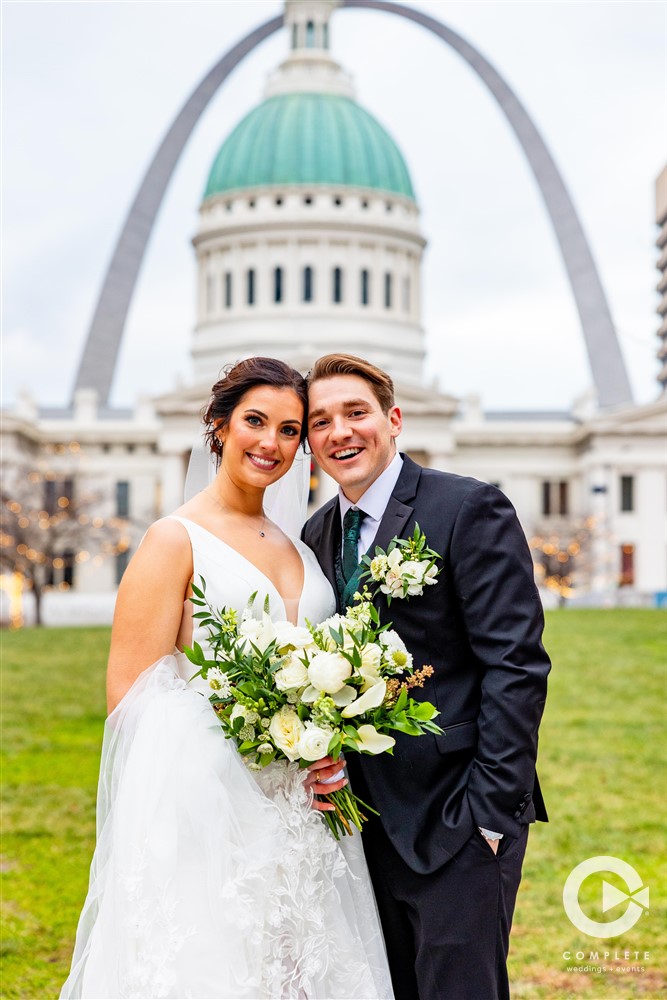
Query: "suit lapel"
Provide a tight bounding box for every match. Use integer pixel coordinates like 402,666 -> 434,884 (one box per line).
368,495 -> 414,557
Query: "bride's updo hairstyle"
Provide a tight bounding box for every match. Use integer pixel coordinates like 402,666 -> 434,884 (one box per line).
203,357 -> 308,460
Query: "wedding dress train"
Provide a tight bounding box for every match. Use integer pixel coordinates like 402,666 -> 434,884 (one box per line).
61,517 -> 393,999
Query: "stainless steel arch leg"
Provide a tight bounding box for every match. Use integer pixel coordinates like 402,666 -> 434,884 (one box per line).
342,0 -> 633,408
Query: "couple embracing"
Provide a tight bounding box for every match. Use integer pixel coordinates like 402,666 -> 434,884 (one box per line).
62,353 -> 550,1000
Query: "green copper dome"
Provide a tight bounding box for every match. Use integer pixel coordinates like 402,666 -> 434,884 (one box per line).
204,93 -> 415,201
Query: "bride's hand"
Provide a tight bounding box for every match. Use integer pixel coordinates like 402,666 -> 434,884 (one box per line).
304,756 -> 348,810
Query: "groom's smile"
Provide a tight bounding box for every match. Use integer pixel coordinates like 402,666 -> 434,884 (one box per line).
308,375 -> 402,503
331,446 -> 363,462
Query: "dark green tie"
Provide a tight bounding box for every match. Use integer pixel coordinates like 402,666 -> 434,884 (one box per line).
342,508 -> 364,584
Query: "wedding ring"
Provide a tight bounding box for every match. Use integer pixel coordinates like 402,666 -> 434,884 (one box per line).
315,770 -> 321,783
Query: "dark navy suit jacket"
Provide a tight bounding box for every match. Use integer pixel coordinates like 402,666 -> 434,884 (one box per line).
302,454 -> 550,874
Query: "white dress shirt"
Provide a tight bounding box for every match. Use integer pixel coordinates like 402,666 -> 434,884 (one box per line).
338,451 -> 404,560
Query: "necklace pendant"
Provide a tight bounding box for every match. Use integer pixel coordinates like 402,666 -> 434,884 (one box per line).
259,530 -> 266,537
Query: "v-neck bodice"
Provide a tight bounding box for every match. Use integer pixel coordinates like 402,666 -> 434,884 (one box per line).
168,516 -> 336,690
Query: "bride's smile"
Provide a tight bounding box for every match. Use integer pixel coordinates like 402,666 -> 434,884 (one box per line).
218,385 -> 304,490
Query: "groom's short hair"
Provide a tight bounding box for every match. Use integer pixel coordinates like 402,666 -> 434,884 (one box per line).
307,354 -> 395,413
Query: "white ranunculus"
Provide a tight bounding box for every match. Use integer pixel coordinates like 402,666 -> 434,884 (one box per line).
297,723 -> 335,762
268,707 -> 306,761
307,651 -> 352,694
274,654 -> 310,691
273,622 -> 314,653
356,724 -> 396,754
341,680 -> 387,718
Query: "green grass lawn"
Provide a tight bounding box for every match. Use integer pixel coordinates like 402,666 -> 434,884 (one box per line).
1,611 -> 665,999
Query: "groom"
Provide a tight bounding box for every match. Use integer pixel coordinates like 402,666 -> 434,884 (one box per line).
302,354 -> 550,1000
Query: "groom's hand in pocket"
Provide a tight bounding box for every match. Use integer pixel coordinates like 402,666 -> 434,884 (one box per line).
304,756 -> 347,811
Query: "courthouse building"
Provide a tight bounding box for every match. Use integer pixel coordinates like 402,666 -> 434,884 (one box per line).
3,1 -> 666,622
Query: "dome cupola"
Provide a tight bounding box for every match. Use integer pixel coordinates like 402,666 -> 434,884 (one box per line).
191,0 -> 427,387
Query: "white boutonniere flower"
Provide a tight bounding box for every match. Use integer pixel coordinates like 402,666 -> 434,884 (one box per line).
361,524 -> 441,604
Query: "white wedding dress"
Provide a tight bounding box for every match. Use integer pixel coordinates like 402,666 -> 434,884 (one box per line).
61,517 -> 393,1000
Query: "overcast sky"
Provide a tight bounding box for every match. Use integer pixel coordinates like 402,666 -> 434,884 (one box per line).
3,0 -> 665,411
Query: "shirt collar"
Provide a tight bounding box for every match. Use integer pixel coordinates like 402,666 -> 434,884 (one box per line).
338,451 -> 404,523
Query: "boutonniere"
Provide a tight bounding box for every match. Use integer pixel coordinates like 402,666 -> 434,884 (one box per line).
361,524 -> 442,604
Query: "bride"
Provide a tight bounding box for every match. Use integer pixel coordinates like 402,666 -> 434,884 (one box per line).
61,358 -> 393,1000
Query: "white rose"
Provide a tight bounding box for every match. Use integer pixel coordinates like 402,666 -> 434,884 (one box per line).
268,707 -> 306,761
307,651 -> 352,694
297,723 -> 335,761
273,622 -> 314,652
274,654 -> 310,691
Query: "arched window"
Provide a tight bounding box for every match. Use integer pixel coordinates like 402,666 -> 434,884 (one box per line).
291,23 -> 299,50
384,273 -> 392,309
303,266 -> 314,303
323,23 -> 329,50
206,275 -> 215,313
332,267 -> 343,304
246,269 -> 255,306
224,272 -> 232,309
274,267 -> 283,304
305,20 -> 315,48
360,269 -> 370,306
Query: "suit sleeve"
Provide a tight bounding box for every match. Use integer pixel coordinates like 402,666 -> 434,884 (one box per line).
449,483 -> 550,835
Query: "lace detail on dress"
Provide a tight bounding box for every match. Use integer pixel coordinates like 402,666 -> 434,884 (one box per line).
117,846 -> 196,999
230,762 -> 381,999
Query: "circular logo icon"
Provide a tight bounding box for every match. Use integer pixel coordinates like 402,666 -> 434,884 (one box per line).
563,856 -> 649,938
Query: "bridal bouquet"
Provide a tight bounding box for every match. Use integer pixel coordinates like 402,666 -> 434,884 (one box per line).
185,581 -> 441,839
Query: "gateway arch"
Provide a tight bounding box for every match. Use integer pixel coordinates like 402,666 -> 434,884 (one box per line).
72,0 -> 633,410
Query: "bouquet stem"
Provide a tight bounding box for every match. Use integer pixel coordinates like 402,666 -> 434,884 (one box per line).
318,786 -> 379,840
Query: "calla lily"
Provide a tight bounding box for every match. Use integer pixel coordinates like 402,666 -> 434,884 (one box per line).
356,724 -> 396,754
300,685 -> 319,704
341,680 -> 386,718
331,685 -> 358,707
